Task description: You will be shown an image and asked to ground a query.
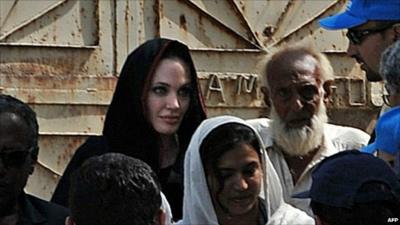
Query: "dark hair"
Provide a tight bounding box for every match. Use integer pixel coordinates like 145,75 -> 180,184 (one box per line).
0,94 -> 39,157
200,123 -> 261,211
372,20 -> 400,29
380,40 -> 400,94
69,153 -> 162,225
311,181 -> 400,225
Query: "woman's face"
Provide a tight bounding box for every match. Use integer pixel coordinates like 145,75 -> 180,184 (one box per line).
207,143 -> 263,217
146,58 -> 191,136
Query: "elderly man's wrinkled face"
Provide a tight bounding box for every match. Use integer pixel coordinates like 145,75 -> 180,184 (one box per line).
265,54 -> 328,156
268,55 -> 323,128
0,112 -> 34,217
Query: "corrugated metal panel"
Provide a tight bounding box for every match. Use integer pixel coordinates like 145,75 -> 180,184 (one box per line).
0,0 -> 382,200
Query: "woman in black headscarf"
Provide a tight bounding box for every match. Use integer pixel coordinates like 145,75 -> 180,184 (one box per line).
51,38 -> 207,219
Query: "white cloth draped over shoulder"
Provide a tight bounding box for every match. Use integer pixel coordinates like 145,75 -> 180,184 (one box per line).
247,118 -> 370,216
176,116 -> 314,225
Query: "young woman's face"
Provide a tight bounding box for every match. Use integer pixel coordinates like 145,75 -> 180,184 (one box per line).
146,58 -> 191,136
207,143 -> 263,217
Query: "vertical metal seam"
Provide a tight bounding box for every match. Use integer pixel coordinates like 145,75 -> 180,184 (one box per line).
112,0 -> 117,76
154,0 -> 161,38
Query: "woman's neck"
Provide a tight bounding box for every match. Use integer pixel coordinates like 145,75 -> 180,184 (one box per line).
0,203 -> 18,225
159,134 -> 179,169
0,214 -> 18,225
217,203 -> 260,225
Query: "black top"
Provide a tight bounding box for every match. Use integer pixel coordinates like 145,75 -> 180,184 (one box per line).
258,197 -> 268,225
17,193 -> 69,225
51,38 -> 207,219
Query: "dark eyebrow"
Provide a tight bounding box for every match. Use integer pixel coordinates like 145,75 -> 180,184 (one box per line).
152,82 -> 170,86
0,147 -> 28,153
218,161 -> 259,171
217,168 -> 235,173
153,81 -> 191,87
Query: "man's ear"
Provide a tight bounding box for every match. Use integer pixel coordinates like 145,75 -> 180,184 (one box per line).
322,80 -> 333,104
65,216 -> 75,225
315,214 -> 330,225
260,86 -> 271,107
393,23 -> 400,40
29,150 -> 38,175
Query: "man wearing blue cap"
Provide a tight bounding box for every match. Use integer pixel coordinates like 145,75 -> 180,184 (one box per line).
361,40 -> 400,175
319,0 -> 400,82
295,150 -> 400,225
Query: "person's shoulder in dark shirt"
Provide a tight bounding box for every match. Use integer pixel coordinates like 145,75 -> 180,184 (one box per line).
20,193 -> 69,225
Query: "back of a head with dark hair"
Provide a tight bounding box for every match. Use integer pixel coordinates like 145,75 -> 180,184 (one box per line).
0,94 -> 39,157
69,153 -> 162,225
311,181 -> 400,225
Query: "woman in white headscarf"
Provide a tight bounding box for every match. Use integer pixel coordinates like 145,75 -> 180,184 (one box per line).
177,115 -> 314,225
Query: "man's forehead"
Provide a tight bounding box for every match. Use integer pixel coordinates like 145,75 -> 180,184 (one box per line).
0,112 -> 26,128
293,55 -> 318,72
0,112 -> 31,146
351,21 -> 387,30
267,55 -> 320,86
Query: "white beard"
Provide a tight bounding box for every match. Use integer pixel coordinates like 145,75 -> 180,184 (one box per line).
270,101 -> 327,156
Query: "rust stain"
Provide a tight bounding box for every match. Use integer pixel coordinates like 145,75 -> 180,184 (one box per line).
263,25 -> 275,38
26,94 -> 36,103
239,1 -> 245,11
179,14 -> 187,31
154,0 -> 161,37
198,14 -> 203,26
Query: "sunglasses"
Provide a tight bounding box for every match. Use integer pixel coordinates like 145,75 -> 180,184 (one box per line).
346,23 -> 396,45
0,147 -> 33,169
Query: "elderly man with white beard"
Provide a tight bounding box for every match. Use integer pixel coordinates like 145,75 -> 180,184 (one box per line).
248,44 -> 370,216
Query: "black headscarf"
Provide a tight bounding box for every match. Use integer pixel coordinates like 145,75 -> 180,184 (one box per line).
103,38 -> 207,173
51,39 -> 206,215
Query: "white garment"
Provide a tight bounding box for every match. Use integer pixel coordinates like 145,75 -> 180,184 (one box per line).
247,118 -> 370,216
161,192 -> 173,225
176,116 -> 314,225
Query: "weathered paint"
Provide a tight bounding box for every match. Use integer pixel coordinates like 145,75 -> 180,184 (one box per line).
0,0 -> 382,200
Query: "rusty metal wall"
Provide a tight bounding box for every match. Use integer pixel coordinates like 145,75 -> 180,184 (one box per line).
0,0 -> 382,200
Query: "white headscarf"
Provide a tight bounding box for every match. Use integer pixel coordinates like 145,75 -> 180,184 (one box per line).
176,116 -> 314,225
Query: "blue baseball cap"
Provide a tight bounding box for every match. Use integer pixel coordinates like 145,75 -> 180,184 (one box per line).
319,0 -> 400,30
294,150 -> 400,208
362,106 -> 400,155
